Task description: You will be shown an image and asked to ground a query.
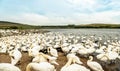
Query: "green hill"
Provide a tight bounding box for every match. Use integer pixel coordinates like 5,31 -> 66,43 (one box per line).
0,21 -> 37,29
0,21 -> 120,29
76,23 -> 120,28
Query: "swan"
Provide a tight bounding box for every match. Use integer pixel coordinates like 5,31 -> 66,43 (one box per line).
61,43 -> 71,54
61,57 -> 90,71
47,47 -> 58,57
69,44 -> 79,53
26,52 -> 57,71
107,51 -> 119,60
77,48 -> 88,57
26,62 -> 56,71
0,63 -> 21,71
97,49 -> 119,63
86,47 -> 95,54
61,63 -> 90,71
28,48 -> 39,57
87,56 -> 104,71
9,48 -> 22,65
32,52 -> 59,65
0,44 -> 7,53
32,53 -> 48,63
96,52 -> 109,62
67,53 -> 83,64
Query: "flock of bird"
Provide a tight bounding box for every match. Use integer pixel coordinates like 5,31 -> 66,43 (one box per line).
0,31 -> 120,71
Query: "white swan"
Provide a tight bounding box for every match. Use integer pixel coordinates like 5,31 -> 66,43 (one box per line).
28,48 -> 39,57
48,47 -> 58,57
96,50 -> 119,62
107,51 -> 119,60
0,63 -> 21,71
27,52 -> 57,71
61,57 -> 90,71
32,53 -> 48,63
87,56 -> 104,71
26,62 -> 56,71
67,53 -> 83,64
77,48 -> 88,56
32,52 -> 59,65
96,53 -> 109,62
9,48 -> 22,65
61,63 -> 90,71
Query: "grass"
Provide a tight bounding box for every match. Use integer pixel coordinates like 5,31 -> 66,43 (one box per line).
0,21 -> 120,29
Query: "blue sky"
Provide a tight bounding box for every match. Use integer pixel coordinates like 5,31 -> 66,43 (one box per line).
0,0 -> 120,25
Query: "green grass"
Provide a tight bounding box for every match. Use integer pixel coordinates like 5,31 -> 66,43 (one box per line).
0,21 -> 39,29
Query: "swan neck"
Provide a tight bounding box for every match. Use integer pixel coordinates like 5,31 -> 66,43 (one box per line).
89,57 -> 93,61
64,58 -> 72,67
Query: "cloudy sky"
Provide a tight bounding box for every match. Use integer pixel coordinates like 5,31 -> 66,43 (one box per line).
0,0 -> 120,25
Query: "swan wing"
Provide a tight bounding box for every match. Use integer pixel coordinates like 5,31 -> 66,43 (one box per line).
87,61 -> 103,71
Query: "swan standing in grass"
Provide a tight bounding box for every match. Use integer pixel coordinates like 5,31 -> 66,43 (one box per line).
87,56 -> 104,71
0,63 -> 21,71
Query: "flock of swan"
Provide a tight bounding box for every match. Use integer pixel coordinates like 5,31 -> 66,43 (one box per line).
0,31 -> 120,71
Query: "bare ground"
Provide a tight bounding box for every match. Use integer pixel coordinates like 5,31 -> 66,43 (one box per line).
0,52 -> 119,71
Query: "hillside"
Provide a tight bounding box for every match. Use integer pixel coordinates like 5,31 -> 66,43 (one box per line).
78,23 -> 120,28
0,21 -> 120,29
38,24 -> 120,29
0,21 -> 37,29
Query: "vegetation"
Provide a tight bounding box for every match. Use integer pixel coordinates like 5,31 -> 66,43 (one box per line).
0,21 -> 120,29
0,21 -> 37,29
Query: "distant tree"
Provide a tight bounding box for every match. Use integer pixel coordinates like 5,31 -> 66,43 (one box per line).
10,26 -> 18,29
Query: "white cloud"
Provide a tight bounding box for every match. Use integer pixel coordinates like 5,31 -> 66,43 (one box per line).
0,13 -> 49,25
1,0 -> 120,25
66,0 -> 96,6
0,13 -> 75,25
66,0 -> 102,13
1,11 -> 120,25
73,10 -> 120,24
20,13 -> 50,25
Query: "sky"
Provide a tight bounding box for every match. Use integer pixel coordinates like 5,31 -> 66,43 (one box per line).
0,0 -> 120,25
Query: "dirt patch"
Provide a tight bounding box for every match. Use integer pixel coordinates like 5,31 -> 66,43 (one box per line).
0,52 -> 119,71
0,52 -> 67,71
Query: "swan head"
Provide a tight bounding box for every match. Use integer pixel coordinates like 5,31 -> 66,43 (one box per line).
89,56 -> 93,61
48,56 -> 59,65
50,60 -> 59,65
